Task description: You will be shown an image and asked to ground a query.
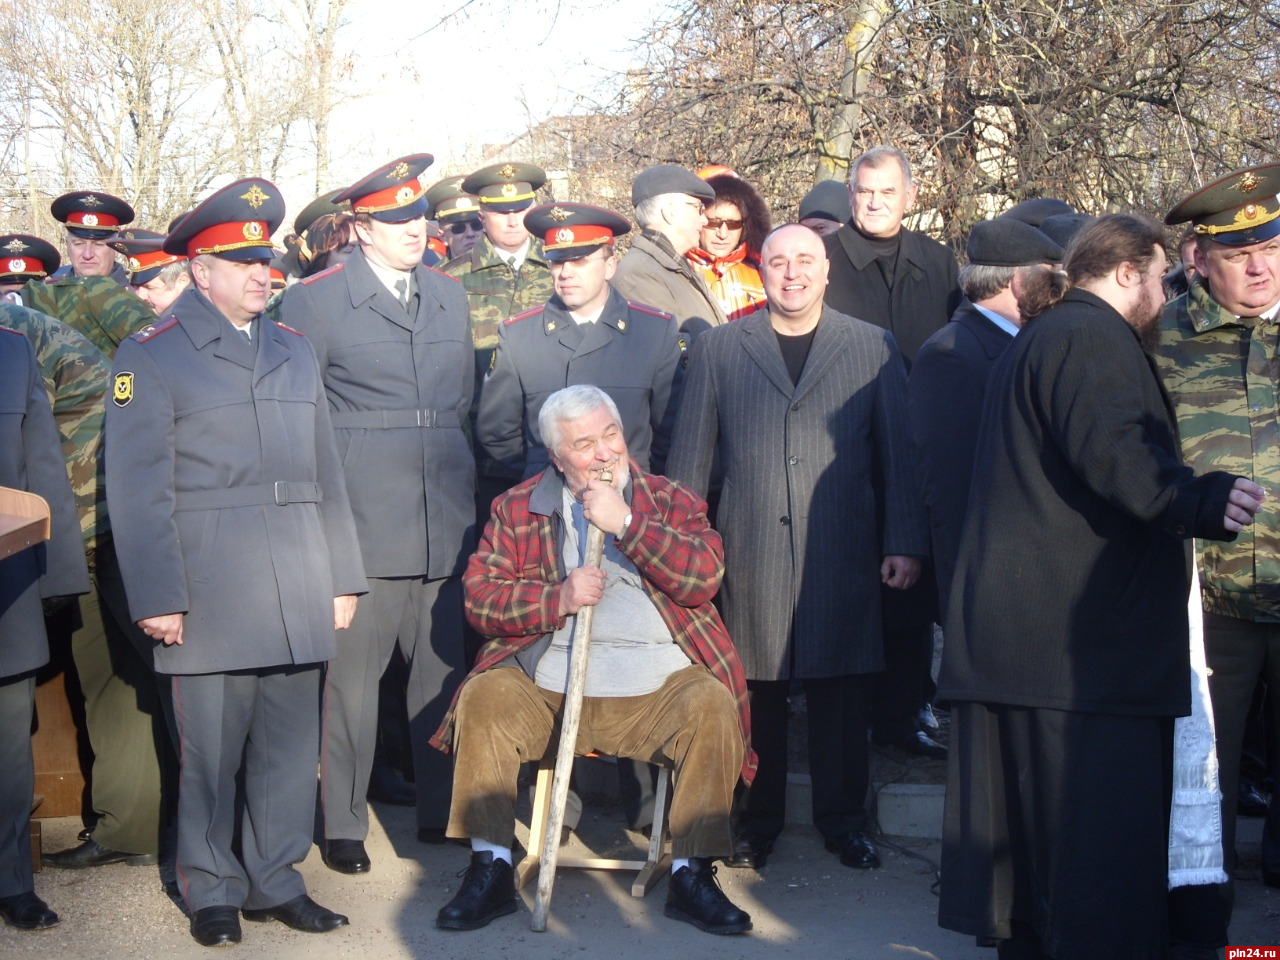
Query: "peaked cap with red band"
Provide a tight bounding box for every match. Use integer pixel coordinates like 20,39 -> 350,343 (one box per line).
112,229 -> 185,286
163,178 -> 284,262
0,234 -> 61,281
523,202 -> 631,262
336,154 -> 433,223
50,191 -> 135,240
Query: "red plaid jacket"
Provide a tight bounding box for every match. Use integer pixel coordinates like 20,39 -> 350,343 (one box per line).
430,462 -> 756,784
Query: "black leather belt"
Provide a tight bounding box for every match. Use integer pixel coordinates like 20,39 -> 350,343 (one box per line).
173,481 -> 322,511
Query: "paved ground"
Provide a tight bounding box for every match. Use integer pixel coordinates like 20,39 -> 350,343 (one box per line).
6,792 -> 1279,959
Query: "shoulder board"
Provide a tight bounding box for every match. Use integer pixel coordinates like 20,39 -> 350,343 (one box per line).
274,321 -> 303,336
625,300 -> 675,322
300,262 -> 345,285
129,316 -> 179,343
504,305 -> 546,326
426,265 -> 461,283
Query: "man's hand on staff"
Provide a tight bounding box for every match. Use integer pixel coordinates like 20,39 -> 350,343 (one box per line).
558,566 -> 606,617
581,476 -> 630,536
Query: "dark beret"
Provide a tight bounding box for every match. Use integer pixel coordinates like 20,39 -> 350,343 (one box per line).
631,165 -> 716,207
966,218 -> 1063,266
1001,197 -> 1074,227
798,180 -> 852,224
1039,213 -> 1096,251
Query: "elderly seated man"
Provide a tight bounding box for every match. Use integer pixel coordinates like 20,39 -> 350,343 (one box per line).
429,383 -> 755,935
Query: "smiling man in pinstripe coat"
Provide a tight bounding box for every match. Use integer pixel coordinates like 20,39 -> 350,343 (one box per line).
667,223 -> 929,874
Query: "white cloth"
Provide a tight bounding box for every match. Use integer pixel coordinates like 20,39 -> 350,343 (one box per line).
1167,561 -> 1228,888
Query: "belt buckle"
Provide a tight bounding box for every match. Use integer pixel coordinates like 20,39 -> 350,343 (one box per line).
274,481 -> 288,506
417,409 -> 435,428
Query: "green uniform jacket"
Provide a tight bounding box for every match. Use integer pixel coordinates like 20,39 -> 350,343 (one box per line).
0,303 -> 111,550
442,234 -> 553,479
1156,279 -> 1280,622
20,275 -> 153,359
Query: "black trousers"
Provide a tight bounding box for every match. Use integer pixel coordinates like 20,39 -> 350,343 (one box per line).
737,673 -> 871,840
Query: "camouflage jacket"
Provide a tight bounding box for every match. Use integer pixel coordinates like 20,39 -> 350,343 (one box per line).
0,303 -> 111,550
20,275 -> 152,359
442,234 -> 553,478
1156,279 -> 1280,621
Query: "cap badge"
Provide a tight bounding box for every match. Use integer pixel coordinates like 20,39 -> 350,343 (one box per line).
242,221 -> 264,240
555,228 -> 574,243
81,214 -> 99,226
1244,204 -> 1259,221
396,186 -> 415,204
549,206 -> 572,222
81,195 -> 102,207
1236,172 -> 1262,193
7,258 -> 25,272
127,257 -> 141,270
499,164 -> 517,180
122,231 -> 135,239
240,184 -> 270,209
391,161 -> 411,179
458,198 -> 476,210
500,183 -> 517,198
3,239 -> 27,253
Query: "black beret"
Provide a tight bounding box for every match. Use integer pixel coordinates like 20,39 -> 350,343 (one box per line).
1039,213 -> 1096,251
1000,197 -> 1074,227
798,180 -> 851,224
631,165 -> 716,207
966,218 -> 1063,266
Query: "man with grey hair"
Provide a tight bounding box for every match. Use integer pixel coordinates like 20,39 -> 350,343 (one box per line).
824,144 -> 961,759
111,229 -> 191,316
430,384 -> 754,936
908,217 -> 1062,618
613,164 -> 727,336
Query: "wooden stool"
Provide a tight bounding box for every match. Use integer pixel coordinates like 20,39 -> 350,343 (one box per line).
516,756 -> 671,897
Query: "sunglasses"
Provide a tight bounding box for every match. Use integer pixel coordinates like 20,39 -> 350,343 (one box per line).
705,217 -> 744,230
447,220 -> 484,235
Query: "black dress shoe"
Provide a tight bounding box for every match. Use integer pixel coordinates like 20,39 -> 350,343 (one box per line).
916,703 -> 941,732
242,895 -> 348,933
322,839 -> 371,874
366,762 -> 416,806
190,905 -> 241,946
1238,780 -> 1269,818
664,857 -> 752,934
825,830 -> 881,869
896,730 -> 948,759
436,851 -> 518,930
0,891 -> 59,930
77,827 -> 93,842
723,831 -> 773,870
42,838 -> 158,868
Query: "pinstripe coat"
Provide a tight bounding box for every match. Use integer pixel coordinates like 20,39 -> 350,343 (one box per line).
666,307 -> 928,680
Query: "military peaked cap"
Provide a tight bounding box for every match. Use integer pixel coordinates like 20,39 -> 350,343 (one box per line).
0,234 -> 60,281
337,154 -> 433,223
1165,164 -> 1280,247
51,191 -> 135,239
524,202 -> 631,261
163,178 -> 284,262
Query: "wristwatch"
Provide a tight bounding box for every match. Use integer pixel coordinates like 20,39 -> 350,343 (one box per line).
619,512 -> 632,536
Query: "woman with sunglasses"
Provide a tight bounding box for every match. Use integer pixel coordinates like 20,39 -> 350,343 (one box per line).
686,166 -> 772,321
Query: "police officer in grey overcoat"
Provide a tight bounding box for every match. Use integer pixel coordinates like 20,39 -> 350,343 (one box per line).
477,201 -> 686,480
277,155 -> 476,873
0,328 -> 89,931
105,179 -> 366,947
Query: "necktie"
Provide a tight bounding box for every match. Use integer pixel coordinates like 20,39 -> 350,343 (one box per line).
394,277 -> 409,313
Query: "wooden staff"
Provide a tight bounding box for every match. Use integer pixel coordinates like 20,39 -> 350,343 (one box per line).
531,470 -> 611,932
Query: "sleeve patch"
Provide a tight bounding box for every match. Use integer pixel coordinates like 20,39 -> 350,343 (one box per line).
112,372 -> 134,406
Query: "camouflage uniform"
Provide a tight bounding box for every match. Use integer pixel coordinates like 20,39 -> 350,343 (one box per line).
0,304 -> 167,860
1156,280 -> 1280,622
442,233 -> 553,484
1155,277 -> 1280,881
19,274 -> 152,358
